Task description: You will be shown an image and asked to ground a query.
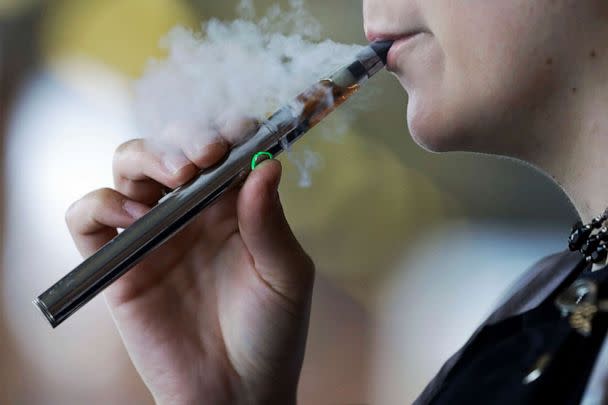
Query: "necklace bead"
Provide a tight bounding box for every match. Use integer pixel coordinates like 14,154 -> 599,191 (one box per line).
568,212 -> 608,265
590,245 -> 608,264
569,226 -> 592,251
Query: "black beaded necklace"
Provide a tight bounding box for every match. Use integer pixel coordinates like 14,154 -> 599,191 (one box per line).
568,209 -> 608,264
518,211 -> 608,384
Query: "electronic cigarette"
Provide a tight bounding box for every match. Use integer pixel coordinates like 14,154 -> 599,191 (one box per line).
34,40 -> 393,327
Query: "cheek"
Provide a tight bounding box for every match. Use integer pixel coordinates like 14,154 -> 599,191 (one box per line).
393,37 -> 458,152
406,3 -> 561,153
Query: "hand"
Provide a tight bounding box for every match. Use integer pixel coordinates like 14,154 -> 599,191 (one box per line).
66,136 -> 315,404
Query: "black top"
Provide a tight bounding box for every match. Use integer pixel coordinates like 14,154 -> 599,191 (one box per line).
431,261 -> 608,405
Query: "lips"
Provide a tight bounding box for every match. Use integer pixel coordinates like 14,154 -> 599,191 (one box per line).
386,33 -> 423,70
366,30 -> 424,70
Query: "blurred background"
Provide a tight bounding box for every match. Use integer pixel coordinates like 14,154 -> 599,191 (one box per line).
0,0 -> 578,404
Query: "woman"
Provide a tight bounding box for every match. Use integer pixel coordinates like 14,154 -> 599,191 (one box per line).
66,0 -> 608,403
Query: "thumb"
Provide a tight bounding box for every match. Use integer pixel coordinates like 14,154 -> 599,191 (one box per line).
237,159 -> 315,302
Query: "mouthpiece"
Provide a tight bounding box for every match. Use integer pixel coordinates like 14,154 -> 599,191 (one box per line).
371,39 -> 393,64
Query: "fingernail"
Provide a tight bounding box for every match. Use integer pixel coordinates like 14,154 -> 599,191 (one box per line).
186,137 -> 207,157
163,153 -> 190,174
270,182 -> 282,209
123,200 -> 149,219
221,117 -> 260,143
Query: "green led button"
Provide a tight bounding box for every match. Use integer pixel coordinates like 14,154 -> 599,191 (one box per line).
251,151 -> 273,170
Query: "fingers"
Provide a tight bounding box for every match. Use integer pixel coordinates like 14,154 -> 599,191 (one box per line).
215,115 -> 260,144
73,126 -> 245,255
181,136 -> 230,168
237,159 -> 315,303
112,139 -> 194,204
113,138 -> 230,204
66,187 -> 150,258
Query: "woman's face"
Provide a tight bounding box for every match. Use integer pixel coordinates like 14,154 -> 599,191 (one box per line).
363,0 -> 607,155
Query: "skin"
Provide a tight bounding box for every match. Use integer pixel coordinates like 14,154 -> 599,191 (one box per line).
67,0 -> 608,403
363,0 -> 608,221
67,137 -> 314,405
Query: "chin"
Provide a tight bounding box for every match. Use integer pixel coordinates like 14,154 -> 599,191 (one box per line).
406,95 -> 468,153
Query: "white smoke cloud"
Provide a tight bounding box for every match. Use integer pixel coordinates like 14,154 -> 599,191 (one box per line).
134,0 -> 363,187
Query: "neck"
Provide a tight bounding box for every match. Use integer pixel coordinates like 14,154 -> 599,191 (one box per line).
521,51 -> 608,224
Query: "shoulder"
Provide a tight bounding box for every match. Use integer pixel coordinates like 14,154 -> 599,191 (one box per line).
413,249 -> 582,405
498,249 -> 575,300
486,249 -> 582,323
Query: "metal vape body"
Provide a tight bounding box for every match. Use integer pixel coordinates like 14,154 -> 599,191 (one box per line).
34,41 -> 393,327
